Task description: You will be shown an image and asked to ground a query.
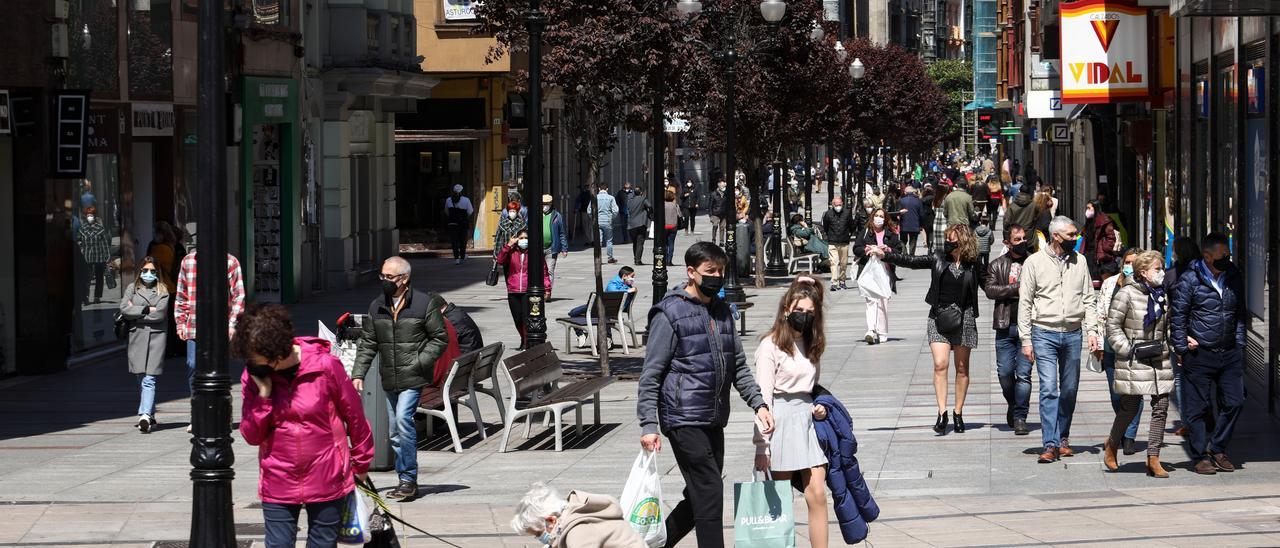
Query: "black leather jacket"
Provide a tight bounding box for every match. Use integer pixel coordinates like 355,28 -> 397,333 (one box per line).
983,253 -> 1024,330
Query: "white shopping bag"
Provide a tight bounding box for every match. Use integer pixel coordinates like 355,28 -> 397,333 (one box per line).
856,255 -> 893,300
619,450 -> 667,547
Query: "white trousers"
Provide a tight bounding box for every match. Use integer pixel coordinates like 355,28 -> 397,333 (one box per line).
865,297 -> 889,336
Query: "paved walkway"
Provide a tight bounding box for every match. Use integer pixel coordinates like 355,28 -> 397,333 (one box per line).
2,191 -> 1279,547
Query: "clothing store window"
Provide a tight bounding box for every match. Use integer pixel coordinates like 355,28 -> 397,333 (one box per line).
1214,61 -> 1237,238
71,155 -> 123,352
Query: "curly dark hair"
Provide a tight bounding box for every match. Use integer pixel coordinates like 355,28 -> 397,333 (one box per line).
230,303 -> 295,362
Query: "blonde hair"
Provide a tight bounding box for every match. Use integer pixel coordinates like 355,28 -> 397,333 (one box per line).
1133,250 -> 1164,283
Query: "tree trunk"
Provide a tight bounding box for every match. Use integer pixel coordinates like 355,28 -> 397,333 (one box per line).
587,158 -> 610,376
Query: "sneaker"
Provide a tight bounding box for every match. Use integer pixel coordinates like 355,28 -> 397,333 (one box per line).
830,284 -> 839,292
387,480 -> 418,500
137,415 -> 152,434
864,332 -> 877,344
607,258 -> 618,264
575,333 -> 588,348
877,333 -> 889,344
186,424 -> 192,433
839,282 -> 848,290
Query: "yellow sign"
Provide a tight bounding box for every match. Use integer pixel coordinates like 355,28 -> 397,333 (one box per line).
1060,0 -> 1150,104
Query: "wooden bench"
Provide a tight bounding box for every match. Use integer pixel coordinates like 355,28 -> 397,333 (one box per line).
555,291 -> 632,356
782,237 -> 821,274
417,342 -> 505,453
494,343 -> 616,452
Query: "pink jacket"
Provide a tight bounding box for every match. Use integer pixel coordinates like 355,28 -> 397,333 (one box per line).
496,244 -> 552,294
241,337 -> 373,505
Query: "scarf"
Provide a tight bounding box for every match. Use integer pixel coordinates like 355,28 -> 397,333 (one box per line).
1142,281 -> 1166,330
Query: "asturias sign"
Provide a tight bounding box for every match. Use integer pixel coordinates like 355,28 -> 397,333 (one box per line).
1060,0 -> 1149,104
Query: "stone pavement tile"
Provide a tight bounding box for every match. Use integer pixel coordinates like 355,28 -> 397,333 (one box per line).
20,520 -> 127,543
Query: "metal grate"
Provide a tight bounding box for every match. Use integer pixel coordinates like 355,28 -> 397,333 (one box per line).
153,542 -> 254,548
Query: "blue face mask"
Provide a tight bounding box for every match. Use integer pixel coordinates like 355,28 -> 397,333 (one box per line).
140,271 -> 158,284
536,531 -> 552,545
1122,265 -> 1134,277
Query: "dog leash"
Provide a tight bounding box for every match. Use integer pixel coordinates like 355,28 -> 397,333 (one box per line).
357,478 -> 463,548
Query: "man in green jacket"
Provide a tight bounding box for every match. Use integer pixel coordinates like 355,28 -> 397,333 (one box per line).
942,181 -> 977,229
352,256 -> 449,500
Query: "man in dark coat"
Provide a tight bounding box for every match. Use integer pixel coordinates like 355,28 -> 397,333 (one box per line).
897,186 -> 927,255
352,256 -> 449,500
441,302 -> 483,354
1170,232 -> 1246,476
821,196 -> 856,291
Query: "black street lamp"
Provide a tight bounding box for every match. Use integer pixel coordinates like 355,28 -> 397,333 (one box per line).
652,103 -> 668,306
765,161 -> 788,276
523,0 -> 548,348
804,143 -> 814,224
190,0 -> 235,545
676,0 -> 787,302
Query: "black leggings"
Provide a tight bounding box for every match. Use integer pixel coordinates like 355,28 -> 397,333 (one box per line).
902,231 -> 920,255
664,426 -> 726,548
507,292 -> 528,346
630,227 -> 648,263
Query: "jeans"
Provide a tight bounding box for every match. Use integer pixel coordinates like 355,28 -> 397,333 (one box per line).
994,326 -> 1032,422
598,225 -> 615,259
1183,348 -> 1245,461
666,230 -> 677,264
186,339 -> 197,395
710,216 -> 725,245
1030,327 -> 1082,448
386,387 -> 422,483
663,426 -> 726,548
447,223 -> 467,260
262,495 -> 346,548
137,374 -> 157,416
630,226 -> 648,263
1102,352 -> 1142,440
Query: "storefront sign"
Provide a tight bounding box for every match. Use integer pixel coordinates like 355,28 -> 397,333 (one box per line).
1060,0 -> 1150,104
53,91 -> 89,177
442,0 -> 477,20
131,102 -> 175,137
87,107 -> 121,154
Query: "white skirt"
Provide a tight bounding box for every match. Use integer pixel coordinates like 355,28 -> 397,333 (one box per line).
768,394 -> 829,472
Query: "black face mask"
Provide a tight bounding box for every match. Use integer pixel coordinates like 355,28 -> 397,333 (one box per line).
381,279 -> 400,304
944,241 -> 959,256
787,311 -> 814,333
696,275 -> 724,298
1213,258 -> 1231,271
246,363 -> 275,378
1009,241 -> 1029,257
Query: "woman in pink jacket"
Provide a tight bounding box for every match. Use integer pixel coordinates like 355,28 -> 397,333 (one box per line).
496,229 -> 553,350
235,304 -> 374,548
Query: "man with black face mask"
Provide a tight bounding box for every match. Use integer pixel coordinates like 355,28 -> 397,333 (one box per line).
637,242 -> 774,548
351,256 -> 448,501
984,224 -> 1033,436
1170,232 -> 1246,475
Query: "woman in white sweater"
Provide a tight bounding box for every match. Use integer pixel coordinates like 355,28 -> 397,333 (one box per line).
753,275 -> 831,548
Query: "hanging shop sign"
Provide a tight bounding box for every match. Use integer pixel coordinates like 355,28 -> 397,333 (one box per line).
1059,0 -> 1150,104
442,0 -> 477,20
52,91 -> 90,177
87,107 -> 122,154
131,102 -> 175,137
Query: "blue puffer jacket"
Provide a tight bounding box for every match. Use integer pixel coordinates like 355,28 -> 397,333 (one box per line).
814,393 -> 879,544
641,289 -> 764,431
1170,259 -> 1246,355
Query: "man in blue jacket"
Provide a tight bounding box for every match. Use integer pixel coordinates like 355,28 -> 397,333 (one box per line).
896,186 -> 927,255
541,194 -> 569,284
637,242 -> 774,548
1170,232 -> 1246,475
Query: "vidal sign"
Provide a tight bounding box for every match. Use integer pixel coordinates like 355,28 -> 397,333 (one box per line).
1060,0 -> 1150,104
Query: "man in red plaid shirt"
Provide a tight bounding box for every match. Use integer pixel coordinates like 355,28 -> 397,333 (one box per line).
175,251 -> 246,398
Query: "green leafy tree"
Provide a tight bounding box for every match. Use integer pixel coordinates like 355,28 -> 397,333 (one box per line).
925,58 -> 973,143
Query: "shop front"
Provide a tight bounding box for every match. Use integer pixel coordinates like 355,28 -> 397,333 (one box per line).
239,76 -> 301,304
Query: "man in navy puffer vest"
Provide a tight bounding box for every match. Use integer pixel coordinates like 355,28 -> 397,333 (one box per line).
1170,232 -> 1246,475
637,241 -> 774,548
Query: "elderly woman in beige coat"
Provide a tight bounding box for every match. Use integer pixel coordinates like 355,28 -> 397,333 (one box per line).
512,483 -> 646,548
1103,250 -> 1174,478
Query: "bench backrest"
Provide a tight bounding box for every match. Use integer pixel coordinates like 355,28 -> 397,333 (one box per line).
470,342 -> 506,388
499,342 -> 563,398
443,346 -> 484,394
587,291 -> 627,322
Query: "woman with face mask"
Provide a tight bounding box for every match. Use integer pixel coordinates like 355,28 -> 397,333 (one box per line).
872,224 -> 981,435
1082,200 -> 1120,285
1102,251 -> 1174,478
497,229 -> 552,350
119,257 -> 170,433
511,483 -> 645,547
1096,248 -> 1144,454
853,208 -> 902,344
753,276 -> 832,548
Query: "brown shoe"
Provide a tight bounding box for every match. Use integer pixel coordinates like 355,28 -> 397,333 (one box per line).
1059,439 -> 1075,458
1211,452 -> 1236,472
1037,447 -> 1059,463
1173,425 -> 1188,437
1102,439 -> 1119,471
1146,456 -> 1169,478
1193,459 -> 1217,475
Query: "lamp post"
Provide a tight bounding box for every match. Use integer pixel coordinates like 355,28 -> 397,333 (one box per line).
804,143 -> 814,224
652,97 -> 668,306
676,0 -> 786,302
523,0 -> 548,347
765,161 -> 788,276
190,0 -> 235,545
848,57 -> 865,208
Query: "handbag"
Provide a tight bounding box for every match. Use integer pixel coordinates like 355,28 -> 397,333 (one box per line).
485,261 -> 500,286
934,304 -> 964,334
113,313 -> 132,340
1132,340 -> 1164,362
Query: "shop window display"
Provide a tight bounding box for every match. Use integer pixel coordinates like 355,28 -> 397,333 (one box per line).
252,124 -> 283,302
72,155 -> 123,351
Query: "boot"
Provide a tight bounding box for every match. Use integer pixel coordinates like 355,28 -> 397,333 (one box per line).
1103,438 -> 1119,471
1146,455 -> 1169,478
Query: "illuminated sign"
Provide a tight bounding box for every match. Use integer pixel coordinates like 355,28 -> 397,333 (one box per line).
1060,0 -> 1150,104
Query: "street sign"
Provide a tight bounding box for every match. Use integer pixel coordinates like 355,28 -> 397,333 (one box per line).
1050,97 -> 1062,111
1050,123 -> 1070,142
1030,127 -> 1040,142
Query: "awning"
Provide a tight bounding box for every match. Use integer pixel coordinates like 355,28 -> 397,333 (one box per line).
963,100 -> 995,111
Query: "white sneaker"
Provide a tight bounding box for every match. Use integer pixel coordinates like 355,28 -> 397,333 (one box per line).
138,414 -> 153,434
864,331 -> 877,344
878,333 -> 889,344
186,424 -> 192,433
576,333 -> 588,348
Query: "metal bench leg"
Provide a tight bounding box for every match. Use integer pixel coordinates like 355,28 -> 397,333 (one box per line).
552,408 -> 564,452
739,311 -> 747,336
575,405 -> 583,437
594,392 -> 602,425
524,413 -> 533,438
442,404 -> 464,454
500,410 -> 519,453
618,325 -> 630,355
563,324 -> 572,354
466,397 -> 486,440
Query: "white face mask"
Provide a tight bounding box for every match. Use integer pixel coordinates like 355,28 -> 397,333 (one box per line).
542,205 -> 551,213
508,211 -> 518,219
1150,270 -> 1166,285
865,207 -> 873,213
86,215 -> 95,223
873,217 -> 885,228
833,206 -> 843,213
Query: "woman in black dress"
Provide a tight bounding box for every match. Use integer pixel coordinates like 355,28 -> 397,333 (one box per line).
871,223 -> 980,435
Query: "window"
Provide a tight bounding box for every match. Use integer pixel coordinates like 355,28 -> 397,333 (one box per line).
71,155 -> 123,352
367,16 -> 380,52
68,0 -> 120,95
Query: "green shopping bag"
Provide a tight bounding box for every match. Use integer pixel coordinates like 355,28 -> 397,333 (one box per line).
733,472 -> 795,548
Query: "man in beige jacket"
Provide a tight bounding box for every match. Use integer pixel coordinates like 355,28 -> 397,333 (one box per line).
1018,216 -> 1099,464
